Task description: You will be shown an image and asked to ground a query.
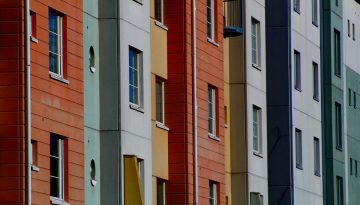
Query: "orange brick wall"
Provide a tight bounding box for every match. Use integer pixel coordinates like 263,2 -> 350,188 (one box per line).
166,0 -> 225,204
30,0 -> 83,205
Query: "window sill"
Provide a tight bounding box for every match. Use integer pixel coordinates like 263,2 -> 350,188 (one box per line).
49,72 -> 69,84
30,36 -> 39,43
208,133 -> 220,141
133,0 -> 143,5
154,21 -> 168,31
335,73 -> 342,78
253,152 -> 263,158
156,121 -> 170,131
295,87 -> 302,92
314,172 -> 321,177
312,22 -> 319,28
296,166 -> 303,170
336,147 -> 343,152
224,124 -> 228,128
129,103 -> 144,113
31,164 -> 40,172
91,179 -> 97,187
207,38 -> 219,47
90,66 -> 96,73
50,197 -> 69,205
252,64 -> 261,71
313,96 -> 319,102
294,9 -> 300,14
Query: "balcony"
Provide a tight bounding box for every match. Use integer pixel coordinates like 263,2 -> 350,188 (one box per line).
224,0 -> 243,37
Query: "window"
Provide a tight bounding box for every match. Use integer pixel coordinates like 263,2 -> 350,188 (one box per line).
157,179 -> 166,205
294,50 -> 301,91
49,10 -> 63,76
156,78 -> 165,123
206,0 -> 215,40
295,129 -> 302,169
356,160 -> 358,177
224,106 -> 228,126
313,62 -> 319,101
334,29 -> 341,77
336,0 -> 339,6
251,18 -> 261,67
312,0 -> 318,25
354,92 -> 357,108
50,135 -> 64,200
137,158 -> 144,198
129,47 -> 143,108
349,89 -> 352,106
208,86 -> 217,137
350,158 -> 353,175
337,176 -> 343,205
294,0 -> 300,13
335,103 -> 342,150
253,106 -> 262,154
353,23 -> 356,41
348,20 -> 351,37
155,0 -> 164,23
314,137 -> 320,176
250,192 -> 264,205
30,11 -> 36,38
209,181 -> 218,205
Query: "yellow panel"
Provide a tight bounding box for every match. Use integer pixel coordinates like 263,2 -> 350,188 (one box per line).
124,156 -> 144,205
150,20 -> 168,79
152,121 -> 169,179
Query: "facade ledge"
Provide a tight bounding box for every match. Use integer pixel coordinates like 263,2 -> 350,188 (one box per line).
30,36 -> 39,43
129,103 -> 144,113
49,72 -> 69,84
156,121 -> 170,131
155,21 -> 168,31
207,38 -> 219,47
208,133 -> 220,141
50,197 -> 69,205
253,152 -> 263,158
252,64 -> 261,71
224,124 -> 228,128
31,164 -> 40,172
133,0 -> 143,5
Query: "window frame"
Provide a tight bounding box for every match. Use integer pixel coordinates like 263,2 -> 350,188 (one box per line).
312,0 -> 318,26
314,137 -> 321,176
209,181 -> 218,205
334,29 -> 341,77
337,176 -> 344,205
295,128 -> 303,170
350,158 -> 353,176
206,0 -> 215,40
208,86 -> 218,139
313,62 -> 319,101
335,102 -> 342,150
157,179 -> 166,205
49,10 -> 64,78
252,105 -> 262,155
50,135 -> 65,201
251,18 -> 261,68
348,20 -> 351,37
294,50 -> 301,91
353,23 -> 356,41
154,0 -> 164,23
129,47 -> 144,109
155,78 -> 165,124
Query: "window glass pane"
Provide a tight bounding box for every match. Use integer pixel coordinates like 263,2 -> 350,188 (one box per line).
295,129 -> 302,168
155,0 -> 163,22
156,80 -> 164,123
335,103 -> 342,149
157,180 -> 165,205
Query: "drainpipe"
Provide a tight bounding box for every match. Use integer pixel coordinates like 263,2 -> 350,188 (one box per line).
24,0 -> 32,204
191,0 -> 198,204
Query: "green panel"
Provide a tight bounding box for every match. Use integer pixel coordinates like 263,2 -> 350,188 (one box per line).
346,67 -> 360,205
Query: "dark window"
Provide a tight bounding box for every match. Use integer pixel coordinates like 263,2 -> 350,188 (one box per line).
156,78 -> 165,123
157,179 -> 165,205
206,0 -> 215,39
295,129 -> 302,169
313,62 -> 319,101
294,0 -> 300,13
129,47 -> 143,107
155,0 -> 164,23
350,158 -> 353,175
335,103 -> 342,150
49,10 -> 63,76
314,137 -> 320,176
294,50 -> 301,91
337,176 -> 343,205
50,134 -> 64,199
312,0 -> 318,25
334,29 -> 341,77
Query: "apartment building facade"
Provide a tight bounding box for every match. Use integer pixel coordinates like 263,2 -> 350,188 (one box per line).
0,0 -> 84,204
224,0 -> 268,204
166,0 -> 226,204
266,0 -> 323,204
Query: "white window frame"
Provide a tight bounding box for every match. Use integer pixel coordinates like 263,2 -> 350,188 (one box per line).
156,79 -> 165,124
295,128 -> 302,169
209,181 -> 217,205
208,86 -> 217,138
253,105 -> 262,155
49,11 -> 63,77
50,136 -> 64,200
129,47 -> 143,109
251,18 -> 261,68
206,0 -> 215,40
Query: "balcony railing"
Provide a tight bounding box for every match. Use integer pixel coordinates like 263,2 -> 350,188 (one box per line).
224,0 -> 243,37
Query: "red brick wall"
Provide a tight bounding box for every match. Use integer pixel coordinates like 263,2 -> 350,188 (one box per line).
0,0 -> 26,204
166,0 -> 225,204
30,0 -> 84,204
